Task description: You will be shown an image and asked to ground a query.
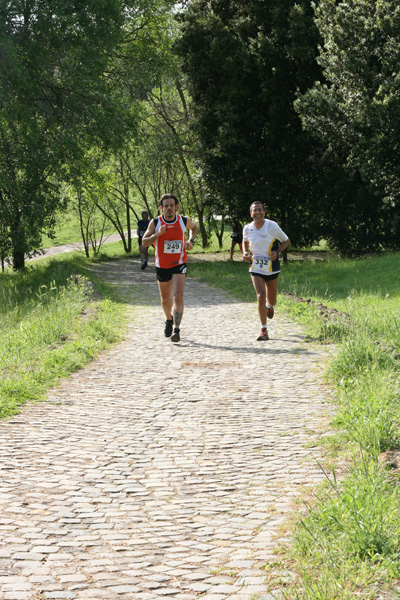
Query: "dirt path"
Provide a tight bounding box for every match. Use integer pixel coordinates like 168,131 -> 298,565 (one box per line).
0,258 -> 331,600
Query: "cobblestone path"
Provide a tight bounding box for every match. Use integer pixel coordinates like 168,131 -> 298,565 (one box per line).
0,259 -> 329,600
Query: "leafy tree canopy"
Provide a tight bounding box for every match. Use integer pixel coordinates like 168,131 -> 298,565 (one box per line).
296,0 -> 400,250
0,0 -> 174,268
175,0 -> 323,245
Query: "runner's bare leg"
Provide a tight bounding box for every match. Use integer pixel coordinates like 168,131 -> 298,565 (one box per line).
172,273 -> 185,328
251,275 -> 268,325
266,277 -> 278,306
158,280 -> 173,320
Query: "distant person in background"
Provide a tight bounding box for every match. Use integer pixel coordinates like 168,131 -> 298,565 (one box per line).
243,202 -> 290,341
230,221 -> 243,260
137,211 -> 150,270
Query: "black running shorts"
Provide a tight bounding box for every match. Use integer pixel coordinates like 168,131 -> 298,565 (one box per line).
156,263 -> 187,282
251,272 -> 279,282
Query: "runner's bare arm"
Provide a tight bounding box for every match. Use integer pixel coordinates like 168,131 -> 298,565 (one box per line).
243,240 -> 251,262
270,238 -> 290,261
185,218 -> 198,249
142,221 -> 166,247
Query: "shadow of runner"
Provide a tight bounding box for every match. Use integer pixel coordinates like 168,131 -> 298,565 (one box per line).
171,338 -> 315,356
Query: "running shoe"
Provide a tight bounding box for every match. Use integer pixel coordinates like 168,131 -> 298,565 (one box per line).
164,319 -> 173,338
171,328 -> 180,343
266,305 -> 274,319
257,327 -> 269,341
141,260 -> 148,270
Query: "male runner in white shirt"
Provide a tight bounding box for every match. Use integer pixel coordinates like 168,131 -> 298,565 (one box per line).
243,202 -> 290,340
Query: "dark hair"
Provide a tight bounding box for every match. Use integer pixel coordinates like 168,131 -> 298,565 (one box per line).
159,193 -> 178,207
250,201 -> 265,211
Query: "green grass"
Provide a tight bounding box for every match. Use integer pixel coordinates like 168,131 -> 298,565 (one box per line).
282,254 -> 400,352
0,254 -> 128,418
41,209 -> 130,247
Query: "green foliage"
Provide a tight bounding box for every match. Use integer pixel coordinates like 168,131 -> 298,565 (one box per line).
175,0 -> 324,247
130,77 -> 213,248
334,371 -> 400,454
291,457 -> 400,598
302,459 -> 400,561
0,0 -> 175,269
296,0 -> 400,253
331,334 -> 396,381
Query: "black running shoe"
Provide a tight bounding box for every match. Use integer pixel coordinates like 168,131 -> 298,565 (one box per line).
141,260 -> 148,270
164,319 -> 173,337
171,328 -> 180,343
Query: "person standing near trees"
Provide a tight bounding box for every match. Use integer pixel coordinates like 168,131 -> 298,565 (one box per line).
142,194 -> 197,343
137,211 -> 150,270
243,202 -> 290,341
229,221 -> 243,260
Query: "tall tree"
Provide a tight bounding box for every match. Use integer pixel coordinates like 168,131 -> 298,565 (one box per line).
0,0 -> 170,269
145,78 -> 210,247
296,0 -> 400,251
175,0 -> 323,246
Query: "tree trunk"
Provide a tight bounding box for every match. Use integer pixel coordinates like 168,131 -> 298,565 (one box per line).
12,248 -> 25,270
126,194 -> 131,253
11,214 -> 25,270
77,193 -> 90,257
212,216 -> 225,248
120,154 -> 131,253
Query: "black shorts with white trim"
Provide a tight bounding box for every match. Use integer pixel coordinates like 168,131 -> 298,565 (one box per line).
156,263 -> 187,282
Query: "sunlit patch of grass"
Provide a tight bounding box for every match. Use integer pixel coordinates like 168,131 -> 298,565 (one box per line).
333,370 -> 400,455
288,456 -> 400,598
0,258 -> 127,418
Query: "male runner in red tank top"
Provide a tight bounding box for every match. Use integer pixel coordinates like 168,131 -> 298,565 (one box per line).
142,194 -> 197,342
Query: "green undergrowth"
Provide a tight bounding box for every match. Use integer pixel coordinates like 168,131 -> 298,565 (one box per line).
189,253 -> 400,599
0,254 -> 127,418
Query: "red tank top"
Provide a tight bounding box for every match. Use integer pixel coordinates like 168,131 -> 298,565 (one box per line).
154,215 -> 187,268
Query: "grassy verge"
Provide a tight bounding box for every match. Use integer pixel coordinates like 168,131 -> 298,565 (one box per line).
188,252 -> 400,598
0,253 -> 128,418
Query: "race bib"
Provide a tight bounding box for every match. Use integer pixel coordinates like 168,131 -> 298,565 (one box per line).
164,240 -> 182,254
251,255 -> 271,274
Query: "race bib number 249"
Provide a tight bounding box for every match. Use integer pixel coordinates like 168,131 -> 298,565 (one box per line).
164,240 -> 182,254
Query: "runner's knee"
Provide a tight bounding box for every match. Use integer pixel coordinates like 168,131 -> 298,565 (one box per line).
173,290 -> 184,303
256,291 -> 267,303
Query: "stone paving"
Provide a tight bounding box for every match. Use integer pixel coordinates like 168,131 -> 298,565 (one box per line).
0,258 -> 330,600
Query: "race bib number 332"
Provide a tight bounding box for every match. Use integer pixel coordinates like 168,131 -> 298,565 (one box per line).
164,240 -> 182,254
251,255 -> 271,273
